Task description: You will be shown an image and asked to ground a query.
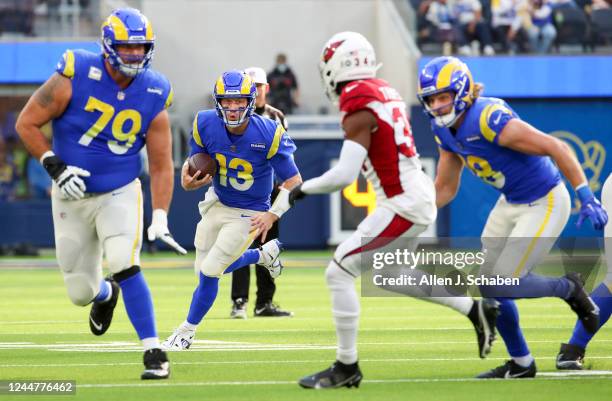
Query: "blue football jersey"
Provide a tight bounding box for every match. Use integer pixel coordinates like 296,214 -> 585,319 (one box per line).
433,97 -> 561,203
52,49 -> 173,192
190,111 -> 298,211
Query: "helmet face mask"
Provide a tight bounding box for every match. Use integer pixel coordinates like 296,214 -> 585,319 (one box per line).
319,32 -> 380,105
417,57 -> 474,128
421,91 -> 461,127
213,70 -> 257,127
101,8 -> 155,77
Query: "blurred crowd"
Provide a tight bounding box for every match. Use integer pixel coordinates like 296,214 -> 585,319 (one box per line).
0,0 -> 97,37
414,0 -> 612,54
0,112 -> 51,201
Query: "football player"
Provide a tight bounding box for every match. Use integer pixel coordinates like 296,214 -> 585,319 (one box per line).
15,8 -> 181,379
289,32 -> 500,389
557,172 -> 611,369
418,56 -> 608,378
228,67 -> 293,319
162,70 -> 302,350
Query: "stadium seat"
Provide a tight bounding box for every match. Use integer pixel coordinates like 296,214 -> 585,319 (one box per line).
590,9 -> 612,49
554,7 -> 588,51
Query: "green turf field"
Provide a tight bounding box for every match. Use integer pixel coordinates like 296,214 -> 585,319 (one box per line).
1,251 -> 611,401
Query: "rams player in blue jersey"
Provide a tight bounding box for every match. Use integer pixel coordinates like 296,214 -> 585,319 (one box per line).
557,172 -> 611,369
15,8 -> 182,379
162,70 -> 302,350
417,57 -> 608,378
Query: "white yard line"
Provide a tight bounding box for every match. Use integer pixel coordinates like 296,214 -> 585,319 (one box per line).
3,356 -> 612,368
71,375 -> 612,389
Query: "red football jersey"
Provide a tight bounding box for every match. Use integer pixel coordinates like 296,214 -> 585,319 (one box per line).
339,78 -> 418,199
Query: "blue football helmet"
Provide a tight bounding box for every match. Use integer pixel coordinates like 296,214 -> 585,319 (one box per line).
417,56 -> 475,127
213,70 -> 257,127
101,8 -> 155,77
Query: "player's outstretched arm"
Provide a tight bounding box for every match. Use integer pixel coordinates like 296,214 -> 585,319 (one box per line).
290,110 -> 374,205
498,119 -> 608,229
146,109 -> 187,254
434,148 -> 464,209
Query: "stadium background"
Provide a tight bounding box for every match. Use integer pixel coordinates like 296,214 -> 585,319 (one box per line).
0,0 -> 610,250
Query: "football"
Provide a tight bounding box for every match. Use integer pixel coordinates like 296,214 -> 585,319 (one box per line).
187,152 -> 217,179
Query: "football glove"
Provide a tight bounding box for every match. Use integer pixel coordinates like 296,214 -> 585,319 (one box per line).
42,152 -> 90,200
147,209 -> 187,255
576,185 -> 608,230
288,184 -> 307,206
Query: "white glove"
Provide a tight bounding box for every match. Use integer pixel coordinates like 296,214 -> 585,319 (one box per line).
147,209 -> 187,255
40,151 -> 90,200
56,166 -> 91,200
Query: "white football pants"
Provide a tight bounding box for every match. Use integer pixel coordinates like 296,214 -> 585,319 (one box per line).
51,179 -> 143,306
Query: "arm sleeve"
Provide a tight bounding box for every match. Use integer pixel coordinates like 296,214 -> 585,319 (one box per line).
301,140 -> 367,194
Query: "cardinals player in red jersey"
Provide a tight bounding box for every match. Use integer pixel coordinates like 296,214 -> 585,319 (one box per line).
289,32 -> 500,389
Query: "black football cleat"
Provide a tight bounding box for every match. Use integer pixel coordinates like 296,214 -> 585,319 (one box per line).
564,273 -> 600,334
477,359 -> 537,379
556,343 -> 585,370
254,302 -> 293,317
299,361 -> 362,389
141,348 -> 170,380
471,298 -> 499,358
89,278 -> 120,336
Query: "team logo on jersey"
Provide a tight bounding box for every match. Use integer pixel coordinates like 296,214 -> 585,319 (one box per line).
250,143 -> 266,150
88,66 -> 102,81
147,87 -> 163,95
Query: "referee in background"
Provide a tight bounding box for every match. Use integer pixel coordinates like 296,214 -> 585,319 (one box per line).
230,67 -> 293,318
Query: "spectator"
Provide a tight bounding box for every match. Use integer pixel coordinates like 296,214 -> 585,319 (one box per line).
491,0 -> 526,53
267,53 -> 299,114
0,140 -> 18,201
26,156 -> 51,198
548,0 -> 578,8
527,0 -> 557,52
424,0 -> 462,54
592,0 -> 611,9
453,0 -> 497,54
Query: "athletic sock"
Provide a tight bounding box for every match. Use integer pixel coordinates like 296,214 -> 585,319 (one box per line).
94,279 -> 112,303
186,272 -> 220,325
223,249 -> 260,274
495,298 -> 531,358
513,354 -> 535,367
115,266 -> 157,340
568,283 -> 612,348
326,262 -> 359,365
430,297 -> 474,316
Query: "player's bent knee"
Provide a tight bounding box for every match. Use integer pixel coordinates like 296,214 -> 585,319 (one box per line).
64,275 -> 97,306
325,261 -> 355,289
104,237 -> 138,274
199,263 -> 226,278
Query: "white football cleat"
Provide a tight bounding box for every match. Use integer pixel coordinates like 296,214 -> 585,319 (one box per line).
162,325 -> 195,351
259,239 -> 284,279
